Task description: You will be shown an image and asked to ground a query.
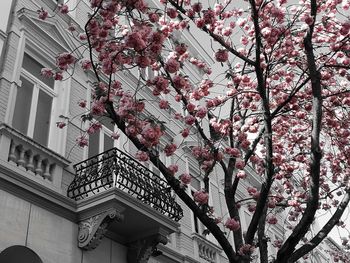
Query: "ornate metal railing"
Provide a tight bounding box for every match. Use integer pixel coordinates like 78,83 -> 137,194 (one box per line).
67,148 -> 183,221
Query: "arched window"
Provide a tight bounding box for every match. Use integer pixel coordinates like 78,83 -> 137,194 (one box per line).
0,246 -> 43,263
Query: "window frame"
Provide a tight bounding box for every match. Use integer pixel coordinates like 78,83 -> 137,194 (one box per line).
12,53 -> 58,147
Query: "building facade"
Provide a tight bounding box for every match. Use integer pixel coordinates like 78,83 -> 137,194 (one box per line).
0,1 -> 344,263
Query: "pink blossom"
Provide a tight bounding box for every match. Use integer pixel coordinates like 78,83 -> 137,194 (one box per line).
179,173 -> 191,184
81,59 -> 92,71
267,215 -> 278,224
38,9 -> 48,20
215,49 -> 229,62
159,99 -> 169,109
111,132 -> 120,140
224,218 -> 240,231
164,58 -> 180,73
164,143 -> 177,156
193,190 -> 209,204
237,171 -> 247,179
185,115 -> 196,125
56,52 -> 76,70
68,24 -> 76,32
78,100 -> 87,108
78,33 -> 87,40
58,4 -> 69,14
148,12 -> 159,23
168,164 -> 178,175
273,239 -> 283,248
181,128 -> 190,138
248,204 -> 256,212
235,159 -> 245,170
136,151 -> 149,162
56,122 -> 66,129
41,68 -> 53,78
186,103 -> 196,113
225,147 -> 241,158
91,100 -> 105,115
196,106 -> 207,119
87,122 -> 102,134
192,3 -> 202,13
175,44 -> 188,55
167,8 -> 178,19
76,136 -> 88,147
238,244 -> 255,256
54,72 -> 63,81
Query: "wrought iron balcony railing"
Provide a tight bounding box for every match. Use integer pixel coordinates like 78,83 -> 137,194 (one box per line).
67,148 -> 183,221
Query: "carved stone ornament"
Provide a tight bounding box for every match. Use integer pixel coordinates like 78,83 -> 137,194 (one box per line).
78,208 -> 123,250
127,234 -> 168,263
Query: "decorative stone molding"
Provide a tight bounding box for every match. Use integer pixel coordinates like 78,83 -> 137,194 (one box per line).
78,208 -> 123,250
127,234 -> 168,263
192,233 -> 222,263
0,123 -> 70,188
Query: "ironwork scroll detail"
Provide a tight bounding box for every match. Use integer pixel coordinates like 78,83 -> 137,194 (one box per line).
127,234 -> 168,263
78,208 -> 123,250
67,148 -> 183,221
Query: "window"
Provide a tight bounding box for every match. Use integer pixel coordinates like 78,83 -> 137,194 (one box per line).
88,118 -> 116,158
12,53 -> 56,146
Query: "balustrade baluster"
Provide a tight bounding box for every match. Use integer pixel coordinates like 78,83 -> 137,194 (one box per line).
35,156 -> 43,176
43,160 -> 51,180
26,150 -> 34,172
8,140 -> 17,162
17,145 -> 25,167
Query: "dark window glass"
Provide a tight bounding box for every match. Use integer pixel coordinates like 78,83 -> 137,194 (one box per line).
22,53 -> 54,88
88,131 -> 99,158
33,90 -> 53,145
13,76 -> 33,134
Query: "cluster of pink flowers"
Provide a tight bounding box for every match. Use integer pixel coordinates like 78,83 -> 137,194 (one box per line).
58,4 -> 69,14
164,58 -> 180,73
164,143 -> 177,156
193,190 -> 209,205
224,218 -> 240,231
147,76 -> 170,96
38,8 -> 48,20
168,164 -> 178,175
56,52 -> 76,70
247,187 -> 260,200
41,68 -> 53,78
87,121 -> 102,134
81,59 -> 92,71
215,49 -> 229,62
225,147 -> 241,158
179,173 -> 192,185
56,121 -> 66,129
139,123 -> 164,148
235,159 -> 245,170
76,136 -> 88,147
273,239 -> 283,248
181,128 -> 190,138
238,244 -> 255,256
267,215 -> 278,224
135,151 -> 149,162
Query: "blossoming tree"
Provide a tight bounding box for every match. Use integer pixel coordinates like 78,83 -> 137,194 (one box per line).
40,0 -> 350,262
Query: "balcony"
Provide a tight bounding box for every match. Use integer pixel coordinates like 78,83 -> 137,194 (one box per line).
67,147 -> 183,221
67,148 -> 183,260
0,123 -> 70,191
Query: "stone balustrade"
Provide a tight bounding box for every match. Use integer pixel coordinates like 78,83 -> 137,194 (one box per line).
192,233 -> 222,263
0,123 -> 70,189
